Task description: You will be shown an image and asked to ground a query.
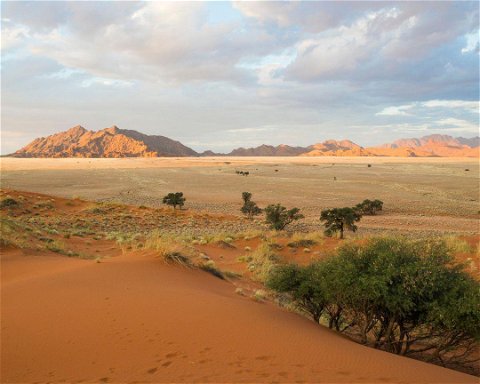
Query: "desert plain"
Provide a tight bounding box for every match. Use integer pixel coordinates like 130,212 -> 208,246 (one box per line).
1,156 -> 479,384
1,156 -> 479,235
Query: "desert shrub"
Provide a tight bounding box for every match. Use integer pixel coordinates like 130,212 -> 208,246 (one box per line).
355,199 -> 383,215
264,204 -> 304,230
0,198 -> 18,208
320,207 -> 361,239
240,192 -> 262,219
288,239 -> 316,248
267,236 -> 480,370
162,192 -> 186,210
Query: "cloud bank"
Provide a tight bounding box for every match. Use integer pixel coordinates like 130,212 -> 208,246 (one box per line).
1,1 -> 478,154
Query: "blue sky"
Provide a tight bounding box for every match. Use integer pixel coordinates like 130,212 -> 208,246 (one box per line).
1,1 -> 479,154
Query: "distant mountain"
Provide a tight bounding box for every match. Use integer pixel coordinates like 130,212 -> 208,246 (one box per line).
371,134 -> 479,157
9,128 -> 479,158
228,144 -> 307,156
11,125 -> 198,158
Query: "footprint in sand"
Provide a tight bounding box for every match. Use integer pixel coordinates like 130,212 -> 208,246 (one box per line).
147,367 -> 158,374
162,361 -> 172,367
165,352 -> 178,358
255,355 -> 272,361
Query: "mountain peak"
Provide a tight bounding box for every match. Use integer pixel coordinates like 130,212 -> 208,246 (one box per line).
11,126 -> 198,158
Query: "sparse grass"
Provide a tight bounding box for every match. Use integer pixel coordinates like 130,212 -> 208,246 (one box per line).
0,217 -> 30,248
237,255 -> 253,263
144,230 -> 193,267
287,231 -> 323,248
252,289 -> 267,302
224,270 -> 242,279
45,240 -> 67,254
443,235 -> 474,254
249,242 -> 281,282
199,260 -> 225,280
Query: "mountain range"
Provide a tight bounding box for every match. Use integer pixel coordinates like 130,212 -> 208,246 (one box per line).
10,125 -> 479,158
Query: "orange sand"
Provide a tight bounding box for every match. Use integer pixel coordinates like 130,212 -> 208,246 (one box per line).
1,248 -> 477,383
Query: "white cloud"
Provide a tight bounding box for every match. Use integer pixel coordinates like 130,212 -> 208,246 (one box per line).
461,31 -> 480,54
435,118 -> 479,132
376,104 -> 414,116
423,100 -> 479,113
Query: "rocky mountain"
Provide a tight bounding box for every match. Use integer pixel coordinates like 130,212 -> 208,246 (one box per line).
11,125 -> 198,158
228,144 -> 307,156
10,128 -> 479,158
372,134 -> 479,157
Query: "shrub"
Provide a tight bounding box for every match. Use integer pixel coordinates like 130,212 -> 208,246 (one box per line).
355,199 -> 383,215
162,192 -> 186,210
0,198 -> 18,208
264,204 -> 304,230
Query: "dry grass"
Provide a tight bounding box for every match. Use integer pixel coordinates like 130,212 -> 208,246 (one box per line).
249,242 -> 282,282
144,230 -> 193,267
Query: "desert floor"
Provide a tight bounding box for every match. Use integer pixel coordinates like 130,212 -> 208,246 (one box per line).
1,190 -> 478,383
1,156 -> 478,236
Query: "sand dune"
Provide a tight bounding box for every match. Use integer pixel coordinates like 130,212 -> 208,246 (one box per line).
2,248 -> 476,383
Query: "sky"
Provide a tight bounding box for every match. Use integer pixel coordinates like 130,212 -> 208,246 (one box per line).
1,1 -> 479,154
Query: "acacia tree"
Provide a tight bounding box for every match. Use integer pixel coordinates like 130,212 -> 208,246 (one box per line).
355,199 -> 383,215
265,204 -> 304,230
240,192 -> 262,219
162,192 -> 186,210
320,207 -> 361,239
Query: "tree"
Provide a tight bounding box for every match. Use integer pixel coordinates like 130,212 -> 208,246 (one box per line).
355,199 -> 383,215
264,204 -> 304,230
240,192 -> 262,219
162,192 -> 186,210
320,207 -> 361,239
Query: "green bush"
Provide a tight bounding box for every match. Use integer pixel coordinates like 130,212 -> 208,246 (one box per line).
267,236 -> 480,370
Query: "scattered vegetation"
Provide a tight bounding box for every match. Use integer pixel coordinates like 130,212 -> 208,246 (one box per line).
264,204 -> 304,230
